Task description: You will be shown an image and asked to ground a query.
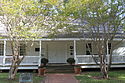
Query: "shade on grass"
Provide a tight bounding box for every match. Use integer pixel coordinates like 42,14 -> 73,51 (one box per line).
0,73 -> 43,83
76,70 -> 125,83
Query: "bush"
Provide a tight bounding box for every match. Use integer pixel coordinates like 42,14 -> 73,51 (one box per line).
67,58 -> 75,65
40,58 -> 49,67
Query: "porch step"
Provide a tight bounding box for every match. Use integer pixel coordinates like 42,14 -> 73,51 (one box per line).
47,63 -> 69,66
46,65 -> 74,73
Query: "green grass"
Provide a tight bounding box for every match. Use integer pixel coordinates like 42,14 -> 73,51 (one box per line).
76,70 -> 125,83
0,73 -> 43,83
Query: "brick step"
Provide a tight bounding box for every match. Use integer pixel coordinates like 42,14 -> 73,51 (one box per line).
46,65 -> 74,73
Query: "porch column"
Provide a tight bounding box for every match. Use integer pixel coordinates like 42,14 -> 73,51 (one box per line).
73,40 -> 77,64
39,40 -> 42,66
3,40 -> 6,66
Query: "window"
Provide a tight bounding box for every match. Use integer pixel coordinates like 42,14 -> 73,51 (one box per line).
35,48 -> 40,52
86,43 -> 92,55
0,43 -> 4,56
108,43 -> 111,54
19,44 -> 26,56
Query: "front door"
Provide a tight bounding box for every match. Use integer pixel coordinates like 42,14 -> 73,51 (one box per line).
48,42 -> 67,63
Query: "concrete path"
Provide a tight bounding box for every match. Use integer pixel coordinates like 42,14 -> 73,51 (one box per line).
41,73 -> 79,83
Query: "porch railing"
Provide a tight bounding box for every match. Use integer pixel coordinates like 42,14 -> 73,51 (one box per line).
0,56 -> 40,66
0,56 -> 3,65
76,55 -> 125,64
0,55 -> 125,66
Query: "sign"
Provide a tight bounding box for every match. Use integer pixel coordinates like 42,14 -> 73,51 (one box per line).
19,73 -> 33,83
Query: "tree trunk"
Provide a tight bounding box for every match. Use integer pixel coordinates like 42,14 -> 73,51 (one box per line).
100,55 -> 109,79
8,55 -> 24,80
107,49 -> 113,71
9,59 -> 18,80
8,41 -> 24,80
100,65 -> 108,79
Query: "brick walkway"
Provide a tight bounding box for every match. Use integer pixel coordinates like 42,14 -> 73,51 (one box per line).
41,74 -> 79,83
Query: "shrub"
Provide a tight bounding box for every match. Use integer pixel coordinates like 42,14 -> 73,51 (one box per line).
67,58 -> 75,65
41,58 -> 49,67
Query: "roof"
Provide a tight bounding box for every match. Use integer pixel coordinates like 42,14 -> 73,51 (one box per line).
47,32 -> 125,39
0,16 -> 124,39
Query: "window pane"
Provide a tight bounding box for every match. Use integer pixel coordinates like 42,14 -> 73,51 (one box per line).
20,44 -> 26,56
86,43 -> 92,55
0,43 -> 4,56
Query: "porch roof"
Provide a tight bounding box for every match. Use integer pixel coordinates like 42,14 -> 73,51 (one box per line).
0,37 -> 124,41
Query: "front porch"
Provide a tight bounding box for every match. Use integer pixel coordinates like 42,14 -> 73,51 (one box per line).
0,38 -> 125,69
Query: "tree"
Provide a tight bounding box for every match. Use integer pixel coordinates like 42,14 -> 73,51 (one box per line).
52,0 -> 125,79
77,0 -> 125,79
82,0 -> 125,79
0,0 -> 52,79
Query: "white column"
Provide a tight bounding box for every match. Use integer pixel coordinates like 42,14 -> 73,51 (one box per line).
107,40 -> 109,64
3,40 -> 6,66
107,41 -> 109,55
39,40 -> 42,66
74,40 -> 77,64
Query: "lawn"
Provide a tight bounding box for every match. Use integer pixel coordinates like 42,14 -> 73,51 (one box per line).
76,70 -> 125,83
0,73 -> 43,83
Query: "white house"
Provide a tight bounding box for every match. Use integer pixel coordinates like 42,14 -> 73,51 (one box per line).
0,34 -> 125,69
0,20 -> 125,70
